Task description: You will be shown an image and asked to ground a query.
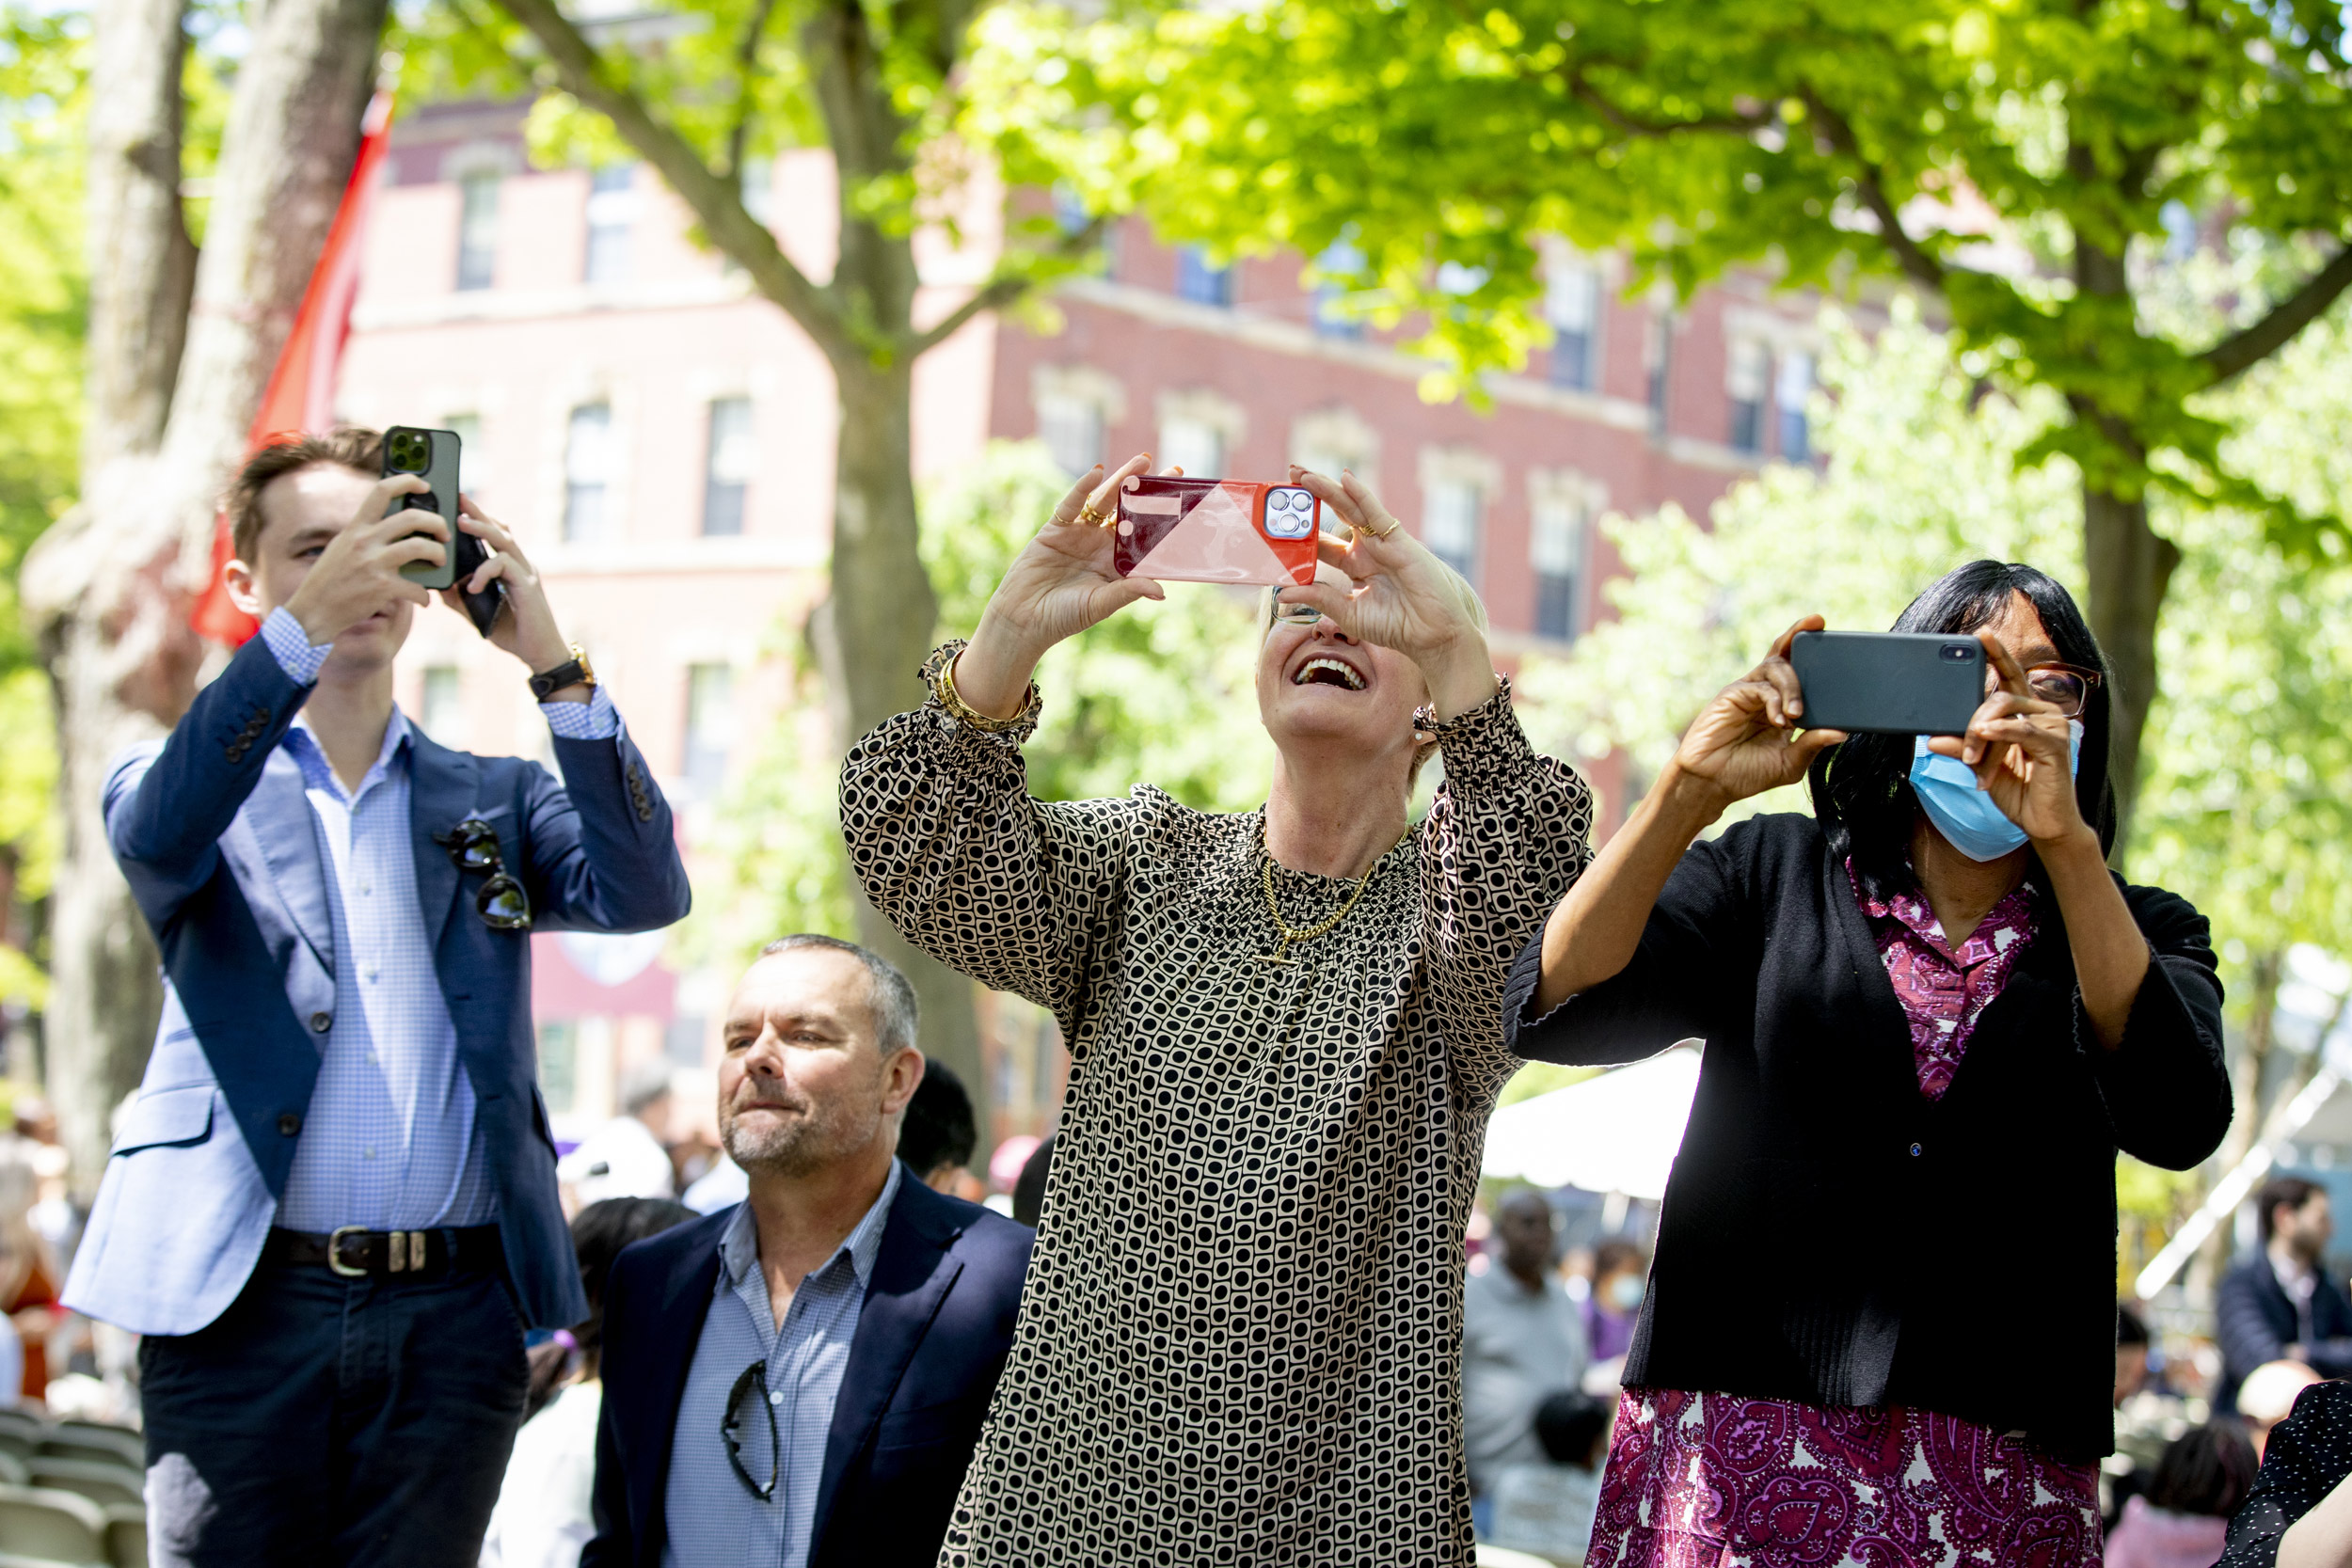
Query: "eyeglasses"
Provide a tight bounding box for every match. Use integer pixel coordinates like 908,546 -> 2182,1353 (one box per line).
722,1360 -> 779,1501
1271,602 -> 1326,628
433,817 -> 532,930
2024,662 -> 2103,718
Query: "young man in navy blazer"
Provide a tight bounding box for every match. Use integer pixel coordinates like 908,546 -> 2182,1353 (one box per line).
61,431 -> 690,1566
586,936 -> 1031,1568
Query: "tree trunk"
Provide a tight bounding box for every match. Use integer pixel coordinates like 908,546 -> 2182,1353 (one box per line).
2191,947 -> 2283,1294
2081,480 -> 2181,859
811,356 -> 981,1098
21,0 -> 387,1193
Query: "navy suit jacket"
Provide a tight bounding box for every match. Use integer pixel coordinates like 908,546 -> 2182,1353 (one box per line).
2216,1252 -> 2352,1411
585,1174 -> 1032,1568
62,631 -> 690,1336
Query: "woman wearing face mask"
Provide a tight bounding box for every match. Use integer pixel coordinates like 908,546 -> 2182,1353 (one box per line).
840,454 -> 1593,1566
1505,561 -> 2230,1567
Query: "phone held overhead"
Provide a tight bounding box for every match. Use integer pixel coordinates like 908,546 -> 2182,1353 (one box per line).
382,424 -> 502,637
1108,473 -> 1324,587
1788,630 -> 1985,736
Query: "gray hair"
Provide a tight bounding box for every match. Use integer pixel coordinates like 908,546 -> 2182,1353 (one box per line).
756,934 -> 920,1057
618,1060 -> 675,1117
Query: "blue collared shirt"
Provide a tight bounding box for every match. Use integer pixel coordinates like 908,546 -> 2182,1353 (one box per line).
661,1161 -> 902,1568
260,606 -> 620,1231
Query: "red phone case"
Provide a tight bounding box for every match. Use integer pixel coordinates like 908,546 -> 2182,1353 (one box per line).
1111,475 -> 1322,587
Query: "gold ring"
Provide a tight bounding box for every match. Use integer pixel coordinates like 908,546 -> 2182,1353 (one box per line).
1366,517 -> 1400,540
1077,503 -> 1108,527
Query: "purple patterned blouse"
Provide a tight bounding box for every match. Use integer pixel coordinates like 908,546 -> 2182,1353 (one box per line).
1582,866 -> 2098,1568
1849,861 -> 2040,1101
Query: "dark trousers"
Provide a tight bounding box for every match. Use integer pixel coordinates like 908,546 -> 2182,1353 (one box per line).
139,1257 -> 530,1568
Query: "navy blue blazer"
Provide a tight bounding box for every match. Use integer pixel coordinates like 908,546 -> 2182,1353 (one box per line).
62,630 -> 690,1336
585,1173 -> 1032,1568
2216,1253 -> 2352,1411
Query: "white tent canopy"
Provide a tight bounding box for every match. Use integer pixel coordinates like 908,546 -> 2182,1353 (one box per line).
1482,1047 -> 1702,1200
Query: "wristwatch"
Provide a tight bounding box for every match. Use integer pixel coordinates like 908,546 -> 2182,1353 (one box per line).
528,644 -> 597,702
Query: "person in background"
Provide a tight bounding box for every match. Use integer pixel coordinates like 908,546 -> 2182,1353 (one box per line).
2241,1362 -> 2326,1462
560,1062 -> 679,1209
1466,1189 -> 1590,1534
897,1059 -> 981,1196
2218,1178 -> 2352,1412
1487,1390 -> 1613,1567
2102,1420 -> 2256,1568
585,936 -> 1032,1568
1580,1237 -> 1646,1386
0,1159 -> 57,1405
480,1196 -> 696,1568
66,430 -> 691,1567
1011,1132 -> 1055,1228
2218,1382 -> 2352,1566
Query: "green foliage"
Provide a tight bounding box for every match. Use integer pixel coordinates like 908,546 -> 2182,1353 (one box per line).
1515,299 -> 2352,1003
0,669 -> 56,1007
692,440 -> 1273,970
1009,0 -> 2352,531
0,5 -> 87,673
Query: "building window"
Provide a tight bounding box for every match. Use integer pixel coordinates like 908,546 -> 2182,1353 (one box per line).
584,164 -> 636,284
703,396 -> 754,536
1645,313 -> 1673,435
1291,406 -> 1377,490
1422,478 -> 1483,582
1174,245 -> 1232,307
1039,389 -> 1105,476
441,413 -> 484,505
684,663 -> 735,797
456,172 -> 499,292
1531,491 -> 1590,642
564,404 -> 613,544
420,664 -> 465,748
1547,263 -> 1600,391
1777,351 -> 1816,462
1727,339 -> 1769,453
1311,238 -> 1364,339
538,1021 -> 579,1115
1158,415 -> 1225,481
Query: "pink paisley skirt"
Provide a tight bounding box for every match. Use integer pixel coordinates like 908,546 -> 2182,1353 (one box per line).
1585,1388 -> 2102,1568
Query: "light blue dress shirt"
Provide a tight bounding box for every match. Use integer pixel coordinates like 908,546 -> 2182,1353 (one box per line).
260,606 -> 619,1232
661,1161 -> 901,1568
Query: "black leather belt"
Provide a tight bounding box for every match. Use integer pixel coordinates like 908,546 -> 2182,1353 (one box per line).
264,1224 -> 502,1279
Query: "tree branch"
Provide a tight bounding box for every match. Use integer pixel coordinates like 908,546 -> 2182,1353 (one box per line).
1555,65 -> 1777,136
905,216 -> 1105,358
722,0 -> 783,183
490,0 -> 851,358
2202,241 -> 2352,386
1798,87 -> 1947,291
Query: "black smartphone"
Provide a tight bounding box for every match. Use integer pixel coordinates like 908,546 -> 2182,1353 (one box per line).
382,425 -> 501,637
1789,630 -> 1985,736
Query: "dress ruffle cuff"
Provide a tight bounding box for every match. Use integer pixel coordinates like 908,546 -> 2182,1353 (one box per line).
921,640 -> 1042,747
1414,674 -> 1534,792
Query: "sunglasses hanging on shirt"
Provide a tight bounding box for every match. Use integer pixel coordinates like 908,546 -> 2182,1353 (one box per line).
433,817 -> 532,931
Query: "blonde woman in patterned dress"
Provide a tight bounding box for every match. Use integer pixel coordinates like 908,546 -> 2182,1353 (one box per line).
837,451 -> 1593,1566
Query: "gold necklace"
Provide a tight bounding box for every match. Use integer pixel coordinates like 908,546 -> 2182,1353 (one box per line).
1254,823 -> 1414,966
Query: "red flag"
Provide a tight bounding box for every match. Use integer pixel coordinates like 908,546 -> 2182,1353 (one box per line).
192,89 -> 396,645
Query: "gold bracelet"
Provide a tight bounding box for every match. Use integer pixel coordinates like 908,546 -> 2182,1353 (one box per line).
928,641 -> 1042,735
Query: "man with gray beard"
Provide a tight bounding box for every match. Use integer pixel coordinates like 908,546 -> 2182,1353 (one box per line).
583,936 -> 1033,1568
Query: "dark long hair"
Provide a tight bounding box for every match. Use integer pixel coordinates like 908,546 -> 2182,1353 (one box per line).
524,1196 -> 698,1419
1805,561 -> 2114,903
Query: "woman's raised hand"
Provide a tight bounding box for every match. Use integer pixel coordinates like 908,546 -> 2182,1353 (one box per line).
1670,617 -> 1849,808
956,455 -> 1168,719
1274,467 -> 1498,719
1926,632 -> 2086,845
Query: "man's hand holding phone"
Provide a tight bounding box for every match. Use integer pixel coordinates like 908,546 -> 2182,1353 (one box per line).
283,474 -> 446,645
442,497 -> 590,702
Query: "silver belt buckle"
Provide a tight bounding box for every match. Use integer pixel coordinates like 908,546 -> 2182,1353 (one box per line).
327,1225 -> 371,1277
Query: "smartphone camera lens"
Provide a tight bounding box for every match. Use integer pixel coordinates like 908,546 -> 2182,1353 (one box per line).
1942,643 -> 1974,662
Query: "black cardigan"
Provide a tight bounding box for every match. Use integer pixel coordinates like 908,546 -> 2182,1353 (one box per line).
1502,813 -> 2231,1462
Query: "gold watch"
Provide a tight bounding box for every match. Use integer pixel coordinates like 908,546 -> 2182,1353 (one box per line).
528,643 -> 596,701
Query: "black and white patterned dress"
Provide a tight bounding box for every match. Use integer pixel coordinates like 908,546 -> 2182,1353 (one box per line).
839,648 -> 1595,1566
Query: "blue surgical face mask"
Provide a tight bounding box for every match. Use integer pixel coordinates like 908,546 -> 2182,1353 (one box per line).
1907,721 -> 2084,863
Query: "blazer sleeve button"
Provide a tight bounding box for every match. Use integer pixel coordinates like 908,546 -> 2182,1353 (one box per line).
278,1114 -> 302,1136
310,1011 -> 332,1034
